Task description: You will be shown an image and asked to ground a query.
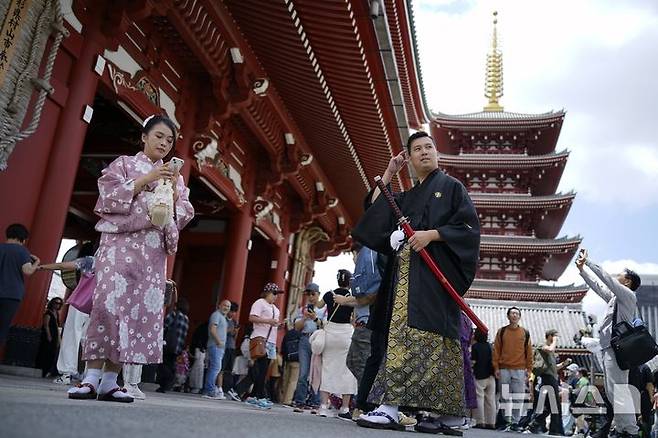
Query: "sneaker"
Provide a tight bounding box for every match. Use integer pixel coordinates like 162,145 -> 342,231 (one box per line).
53,374 -> 71,385
525,423 -> 548,435
256,399 -> 272,409
257,398 -> 273,407
202,391 -> 223,400
126,383 -> 146,400
245,397 -> 271,409
351,408 -> 364,421
398,412 -> 418,427
227,389 -> 241,401
504,423 -> 523,432
337,411 -> 352,421
318,405 -> 334,418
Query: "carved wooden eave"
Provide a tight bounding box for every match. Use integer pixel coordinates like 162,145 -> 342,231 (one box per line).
104,62 -> 164,119
192,134 -> 228,174
166,0 -> 351,228
252,196 -> 285,243
192,160 -> 246,210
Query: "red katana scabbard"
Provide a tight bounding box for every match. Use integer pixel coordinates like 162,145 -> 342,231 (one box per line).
374,176 -> 488,335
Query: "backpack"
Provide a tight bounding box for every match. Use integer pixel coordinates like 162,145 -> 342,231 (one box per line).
350,247 -> 382,297
283,332 -> 300,362
532,347 -> 549,376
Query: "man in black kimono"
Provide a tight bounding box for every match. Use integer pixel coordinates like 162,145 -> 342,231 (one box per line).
351,131 -> 480,433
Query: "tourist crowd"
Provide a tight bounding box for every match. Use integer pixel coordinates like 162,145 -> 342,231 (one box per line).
0,127 -> 653,438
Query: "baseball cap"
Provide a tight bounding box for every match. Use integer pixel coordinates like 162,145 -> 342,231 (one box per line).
304,283 -> 320,293
566,363 -> 579,372
263,282 -> 283,295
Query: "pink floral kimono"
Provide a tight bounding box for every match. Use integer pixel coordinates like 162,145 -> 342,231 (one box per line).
82,152 -> 194,364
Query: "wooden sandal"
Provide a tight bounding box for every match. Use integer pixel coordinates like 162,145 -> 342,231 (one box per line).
356,411 -> 405,431
97,387 -> 134,403
68,382 -> 97,400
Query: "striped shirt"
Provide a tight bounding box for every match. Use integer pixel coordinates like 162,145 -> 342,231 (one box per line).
164,310 -> 189,355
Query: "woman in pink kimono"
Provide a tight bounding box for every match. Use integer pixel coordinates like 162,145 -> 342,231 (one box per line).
68,115 -> 194,402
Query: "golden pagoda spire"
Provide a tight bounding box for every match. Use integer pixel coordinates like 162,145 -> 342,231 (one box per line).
484,11 -> 504,112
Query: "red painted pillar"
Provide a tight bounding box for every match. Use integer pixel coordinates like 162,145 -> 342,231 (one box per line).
15,27 -> 105,328
271,231 -> 291,312
271,231 -> 290,345
221,206 -> 253,307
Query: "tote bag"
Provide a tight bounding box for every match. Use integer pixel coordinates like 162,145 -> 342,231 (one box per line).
66,271 -> 95,314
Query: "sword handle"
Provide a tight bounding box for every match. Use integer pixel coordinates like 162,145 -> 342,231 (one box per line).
374,176 -> 405,221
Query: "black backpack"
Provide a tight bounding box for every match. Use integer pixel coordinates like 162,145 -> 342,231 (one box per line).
283,332 -> 300,362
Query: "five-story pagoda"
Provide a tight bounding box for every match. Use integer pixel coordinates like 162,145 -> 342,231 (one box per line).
430,13 -> 588,350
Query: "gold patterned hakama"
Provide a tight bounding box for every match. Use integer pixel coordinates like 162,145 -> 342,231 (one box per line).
368,244 -> 464,415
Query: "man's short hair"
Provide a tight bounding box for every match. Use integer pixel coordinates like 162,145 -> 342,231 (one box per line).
506,306 -> 521,317
230,301 -> 239,312
474,329 -> 488,343
6,223 -> 29,241
546,329 -> 558,338
624,268 -> 641,291
406,131 -> 435,152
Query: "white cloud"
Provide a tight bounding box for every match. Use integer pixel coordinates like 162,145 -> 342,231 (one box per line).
599,259 -> 658,278
312,252 -> 355,293
414,0 -> 658,208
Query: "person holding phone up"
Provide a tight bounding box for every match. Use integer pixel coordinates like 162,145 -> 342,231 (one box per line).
292,283 -> 327,411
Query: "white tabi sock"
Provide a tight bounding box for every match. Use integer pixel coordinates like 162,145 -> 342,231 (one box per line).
365,404 -> 399,424
98,371 -> 133,400
98,371 -> 119,394
68,368 -> 101,394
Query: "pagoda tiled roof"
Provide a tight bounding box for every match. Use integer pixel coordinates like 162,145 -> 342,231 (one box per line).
433,109 -> 566,126
467,298 -> 588,349
438,150 -> 569,168
480,235 -> 582,253
471,193 -> 575,209
466,279 -> 588,303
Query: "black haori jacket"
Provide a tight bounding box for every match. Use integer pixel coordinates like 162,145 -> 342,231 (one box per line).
351,169 -> 481,340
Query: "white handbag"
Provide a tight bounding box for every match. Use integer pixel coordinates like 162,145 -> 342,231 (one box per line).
308,293 -> 345,355
309,329 -> 326,355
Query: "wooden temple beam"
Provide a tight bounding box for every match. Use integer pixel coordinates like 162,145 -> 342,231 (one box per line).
166,0 -> 352,232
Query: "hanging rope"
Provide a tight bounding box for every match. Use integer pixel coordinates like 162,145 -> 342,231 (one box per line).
0,0 -> 68,171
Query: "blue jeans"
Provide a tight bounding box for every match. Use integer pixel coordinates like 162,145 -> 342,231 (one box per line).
293,334 -> 319,406
203,343 -> 225,395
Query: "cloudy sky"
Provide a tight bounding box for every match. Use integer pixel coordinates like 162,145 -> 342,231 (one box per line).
315,0 -> 658,317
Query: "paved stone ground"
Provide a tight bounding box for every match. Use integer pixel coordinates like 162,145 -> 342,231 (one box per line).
0,374 -> 515,438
